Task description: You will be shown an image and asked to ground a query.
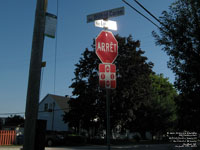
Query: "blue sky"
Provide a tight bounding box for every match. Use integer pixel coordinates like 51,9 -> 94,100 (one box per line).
0,0 -> 175,117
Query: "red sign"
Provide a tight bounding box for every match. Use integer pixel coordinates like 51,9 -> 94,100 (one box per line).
96,30 -> 118,64
99,64 -> 116,89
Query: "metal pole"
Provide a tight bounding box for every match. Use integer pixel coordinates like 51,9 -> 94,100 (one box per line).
106,89 -> 111,150
23,0 -> 46,149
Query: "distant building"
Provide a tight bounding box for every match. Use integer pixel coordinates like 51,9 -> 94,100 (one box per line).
38,94 -> 70,131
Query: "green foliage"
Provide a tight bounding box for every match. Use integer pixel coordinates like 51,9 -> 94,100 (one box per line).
113,35 -> 153,131
133,74 -> 177,136
153,0 -> 200,131
149,74 -> 177,130
63,34 -> 179,137
63,47 -> 103,133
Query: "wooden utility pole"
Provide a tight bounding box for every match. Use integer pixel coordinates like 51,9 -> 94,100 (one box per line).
23,0 -> 46,150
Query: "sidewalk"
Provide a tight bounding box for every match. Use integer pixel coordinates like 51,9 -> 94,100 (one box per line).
0,146 -> 22,150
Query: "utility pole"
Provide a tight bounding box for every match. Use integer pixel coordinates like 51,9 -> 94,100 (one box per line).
23,0 -> 46,150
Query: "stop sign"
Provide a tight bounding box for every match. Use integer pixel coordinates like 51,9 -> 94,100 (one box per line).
96,30 -> 118,64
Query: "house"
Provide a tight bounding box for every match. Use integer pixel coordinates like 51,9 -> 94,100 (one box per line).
38,94 -> 70,131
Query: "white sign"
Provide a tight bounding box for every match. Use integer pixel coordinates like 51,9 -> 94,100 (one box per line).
45,13 -> 57,38
95,19 -> 117,31
87,7 -> 124,23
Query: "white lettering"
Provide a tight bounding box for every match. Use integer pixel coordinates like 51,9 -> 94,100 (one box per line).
113,44 -> 117,52
110,42 -> 113,52
106,66 -> 110,72
102,42 -> 105,51
106,43 -> 109,52
97,42 -> 117,53
98,42 -> 101,51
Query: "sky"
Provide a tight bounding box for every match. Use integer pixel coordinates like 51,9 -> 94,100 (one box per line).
0,0 -> 175,117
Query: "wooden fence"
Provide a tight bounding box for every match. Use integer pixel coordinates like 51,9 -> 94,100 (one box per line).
0,130 -> 16,145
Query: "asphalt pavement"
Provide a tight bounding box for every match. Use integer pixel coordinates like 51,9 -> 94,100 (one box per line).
45,144 -> 197,150
0,144 -> 198,150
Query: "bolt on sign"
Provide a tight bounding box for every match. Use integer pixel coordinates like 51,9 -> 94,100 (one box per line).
99,64 -> 116,89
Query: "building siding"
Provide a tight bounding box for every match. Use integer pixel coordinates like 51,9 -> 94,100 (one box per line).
38,95 -> 68,131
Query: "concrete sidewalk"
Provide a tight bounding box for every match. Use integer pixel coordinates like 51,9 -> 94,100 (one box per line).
0,146 -> 22,150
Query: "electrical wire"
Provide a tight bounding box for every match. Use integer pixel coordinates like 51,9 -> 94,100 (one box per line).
0,107 -> 71,116
0,112 -> 25,116
122,0 -> 161,29
53,0 -> 59,94
133,0 -> 163,25
122,0 -> 170,35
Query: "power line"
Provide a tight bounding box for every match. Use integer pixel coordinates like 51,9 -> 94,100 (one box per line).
0,107 -> 70,116
0,112 -> 25,116
122,0 -> 161,29
53,0 -> 59,94
133,0 -> 163,25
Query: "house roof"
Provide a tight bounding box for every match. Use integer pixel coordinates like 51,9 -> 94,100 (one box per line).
40,94 -> 70,112
49,94 -> 70,112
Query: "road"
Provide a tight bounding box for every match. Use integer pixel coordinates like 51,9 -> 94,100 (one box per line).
0,144 -> 197,150
45,144 -> 197,150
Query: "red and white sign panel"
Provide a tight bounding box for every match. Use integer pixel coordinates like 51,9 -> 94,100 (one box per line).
96,30 -> 118,64
99,64 -> 116,89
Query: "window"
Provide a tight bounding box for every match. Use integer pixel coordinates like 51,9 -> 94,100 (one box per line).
49,103 -> 52,110
44,103 -> 48,111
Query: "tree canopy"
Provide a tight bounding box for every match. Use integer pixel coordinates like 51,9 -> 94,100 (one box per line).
153,0 -> 200,131
63,35 -> 154,135
63,34 -> 178,137
133,74 -> 177,138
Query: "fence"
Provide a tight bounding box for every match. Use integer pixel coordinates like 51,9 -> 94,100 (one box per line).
0,130 -> 16,145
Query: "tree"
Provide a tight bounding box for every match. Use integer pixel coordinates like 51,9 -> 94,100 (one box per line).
63,47 -> 102,136
5,115 -> 24,126
63,35 -> 154,136
133,74 -> 177,139
112,35 -> 153,132
153,0 -> 200,131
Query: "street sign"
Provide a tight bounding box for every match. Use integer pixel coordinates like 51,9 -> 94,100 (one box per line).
96,30 -> 118,64
45,13 -> 57,38
95,19 -> 117,31
87,7 -> 124,23
99,64 -> 116,89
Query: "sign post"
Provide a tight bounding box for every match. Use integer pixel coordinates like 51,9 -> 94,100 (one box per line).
96,30 -> 118,150
88,7 -> 124,150
106,88 -> 111,150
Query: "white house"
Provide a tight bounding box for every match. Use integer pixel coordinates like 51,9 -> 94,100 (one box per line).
38,94 -> 70,131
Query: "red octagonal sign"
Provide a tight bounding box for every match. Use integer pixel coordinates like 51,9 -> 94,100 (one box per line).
96,30 -> 118,64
